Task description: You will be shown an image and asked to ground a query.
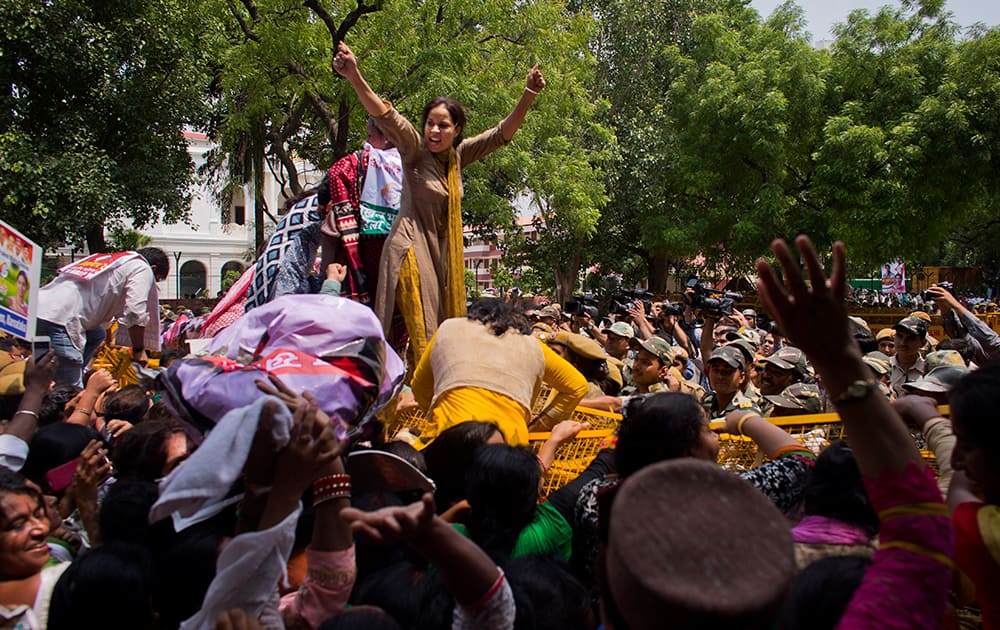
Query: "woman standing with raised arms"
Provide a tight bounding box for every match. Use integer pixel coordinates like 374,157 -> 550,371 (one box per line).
334,41 -> 545,361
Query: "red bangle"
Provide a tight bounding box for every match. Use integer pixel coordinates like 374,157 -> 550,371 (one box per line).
536,455 -> 549,475
313,474 -> 351,506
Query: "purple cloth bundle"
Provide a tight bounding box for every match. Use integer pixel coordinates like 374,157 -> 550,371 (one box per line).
174,294 -> 404,431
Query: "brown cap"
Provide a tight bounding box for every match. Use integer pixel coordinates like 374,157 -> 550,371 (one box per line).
875,328 -> 894,342
909,310 -> 932,323
553,332 -> 605,360
605,459 -> 794,629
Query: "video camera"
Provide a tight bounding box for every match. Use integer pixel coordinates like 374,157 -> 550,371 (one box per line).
564,293 -> 600,320
684,277 -> 743,319
609,289 -> 655,317
922,281 -> 954,302
660,301 -> 684,317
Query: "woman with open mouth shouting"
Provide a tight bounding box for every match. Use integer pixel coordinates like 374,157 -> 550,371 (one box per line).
334,40 -> 545,363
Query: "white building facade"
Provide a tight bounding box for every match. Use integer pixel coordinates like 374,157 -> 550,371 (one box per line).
138,131 -> 323,299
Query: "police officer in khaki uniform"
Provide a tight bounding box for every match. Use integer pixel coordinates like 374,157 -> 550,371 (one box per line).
702,346 -> 761,420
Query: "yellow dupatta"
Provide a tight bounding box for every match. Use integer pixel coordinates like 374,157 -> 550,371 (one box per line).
441,147 -> 466,320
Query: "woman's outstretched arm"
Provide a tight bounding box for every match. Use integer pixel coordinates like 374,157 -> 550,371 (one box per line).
499,65 -> 545,142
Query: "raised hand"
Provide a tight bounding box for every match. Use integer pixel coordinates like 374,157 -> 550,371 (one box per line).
326,262 -> 347,283
549,419 -> 589,444
526,64 -> 545,93
755,236 -> 852,369
23,350 -> 57,393
272,402 -> 344,494
255,373 -> 313,411
341,493 -> 436,544
333,41 -> 358,79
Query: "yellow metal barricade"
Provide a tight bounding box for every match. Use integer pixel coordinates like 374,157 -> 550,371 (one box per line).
384,405 -> 943,495
710,410 -> 941,472
529,428 -> 616,496
90,345 -> 140,387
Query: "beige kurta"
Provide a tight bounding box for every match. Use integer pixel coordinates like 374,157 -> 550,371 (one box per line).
373,103 -> 507,344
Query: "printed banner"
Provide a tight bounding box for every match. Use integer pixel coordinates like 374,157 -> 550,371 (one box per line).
881,259 -> 907,294
58,251 -> 140,281
0,220 -> 42,339
359,146 -> 402,237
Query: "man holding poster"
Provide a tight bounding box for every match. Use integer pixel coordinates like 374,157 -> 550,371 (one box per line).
36,247 -> 169,386
0,220 -> 42,342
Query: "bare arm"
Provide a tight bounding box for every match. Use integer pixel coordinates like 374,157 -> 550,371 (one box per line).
4,352 -> 56,442
342,494 -> 500,607
498,65 -> 545,142
723,410 -> 803,457
536,420 -> 589,472
700,316 -> 716,365
333,42 -> 390,118
757,236 -> 924,477
668,315 -> 691,352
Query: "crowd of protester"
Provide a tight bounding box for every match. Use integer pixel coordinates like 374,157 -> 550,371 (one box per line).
849,286 -> 999,313
0,234 -> 998,630
3,42 -> 1000,630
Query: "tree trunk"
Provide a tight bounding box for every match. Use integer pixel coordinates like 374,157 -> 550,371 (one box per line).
254,178 -> 265,255
648,250 -> 669,294
85,224 -> 107,254
554,248 -> 582,304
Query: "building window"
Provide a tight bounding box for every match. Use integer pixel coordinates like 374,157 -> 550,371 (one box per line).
234,205 -> 246,226
180,260 -> 207,298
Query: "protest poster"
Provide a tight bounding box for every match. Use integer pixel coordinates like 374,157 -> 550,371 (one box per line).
880,259 -> 907,294
0,219 -> 42,339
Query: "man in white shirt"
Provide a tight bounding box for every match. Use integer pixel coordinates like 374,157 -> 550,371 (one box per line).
36,247 -> 169,386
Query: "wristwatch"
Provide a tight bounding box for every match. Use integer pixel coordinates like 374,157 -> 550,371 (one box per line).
831,379 -> 879,405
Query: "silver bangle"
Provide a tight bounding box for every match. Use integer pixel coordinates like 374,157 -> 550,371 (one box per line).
14,409 -> 38,419
524,87 -> 538,95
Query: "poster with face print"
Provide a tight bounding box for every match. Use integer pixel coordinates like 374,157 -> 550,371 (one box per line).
0,220 -> 41,339
880,259 -> 906,295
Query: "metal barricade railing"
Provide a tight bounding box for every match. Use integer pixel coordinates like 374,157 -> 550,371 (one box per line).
383,404 -> 945,495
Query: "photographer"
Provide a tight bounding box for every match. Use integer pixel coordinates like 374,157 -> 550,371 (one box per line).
927,283 -> 1000,365
649,301 -> 693,354
563,295 -> 600,338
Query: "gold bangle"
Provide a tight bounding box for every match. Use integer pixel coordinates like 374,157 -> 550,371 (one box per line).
736,413 -> 757,436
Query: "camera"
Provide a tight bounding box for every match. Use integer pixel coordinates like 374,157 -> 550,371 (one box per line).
660,302 -> 684,317
564,293 -> 599,320
684,277 -> 743,318
922,281 -> 954,302
609,289 -> 654,317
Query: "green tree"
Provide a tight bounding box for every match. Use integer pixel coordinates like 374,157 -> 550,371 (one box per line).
106,228 -> 153,252
0,0 -> 216,251
212,0 -> 612,273
590,0 -> 1000,283
222,268 -> 242,292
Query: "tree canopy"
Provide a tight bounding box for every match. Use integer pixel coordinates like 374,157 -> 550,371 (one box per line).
0,0 -> 216,251
587,0 -> 1000,291
3,0 -> 998,295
